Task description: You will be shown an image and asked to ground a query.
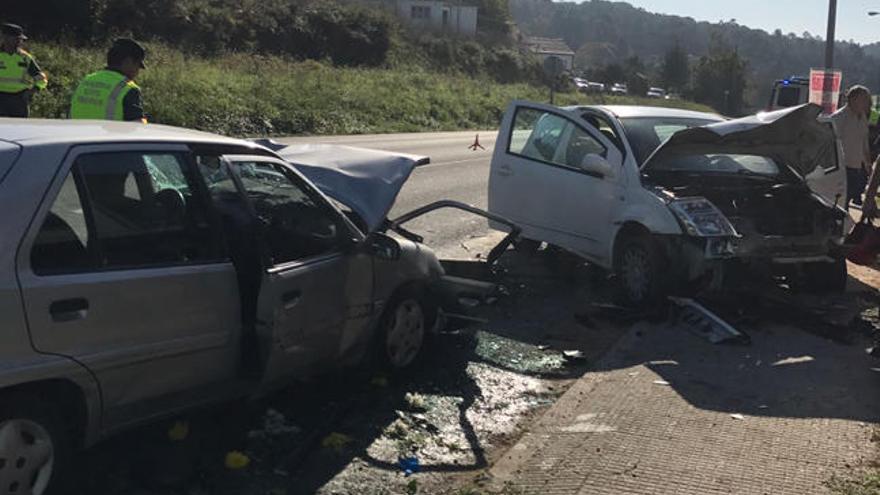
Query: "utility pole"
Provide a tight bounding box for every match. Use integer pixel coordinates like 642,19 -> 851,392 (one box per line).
823,0 -> 837,112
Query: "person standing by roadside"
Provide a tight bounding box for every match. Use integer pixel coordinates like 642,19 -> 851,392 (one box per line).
0,23 -> 47,118
832,85 -> 873,207
70,38 -> 147,122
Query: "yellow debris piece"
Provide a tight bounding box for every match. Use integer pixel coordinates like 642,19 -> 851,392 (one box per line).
321,432 -> 352,451
167,420 -> 189,441
224,451 -> 251,470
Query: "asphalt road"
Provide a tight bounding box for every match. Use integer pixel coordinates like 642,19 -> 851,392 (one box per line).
277,131 -> 499,254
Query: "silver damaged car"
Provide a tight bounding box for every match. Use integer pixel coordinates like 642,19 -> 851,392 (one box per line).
0,121 -> 512,495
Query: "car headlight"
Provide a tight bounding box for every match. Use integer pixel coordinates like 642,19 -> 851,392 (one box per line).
668,198 -> 738,237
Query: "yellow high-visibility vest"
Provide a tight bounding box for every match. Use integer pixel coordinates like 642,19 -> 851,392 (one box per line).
0,50 -> 46,94
70,69 -> 139,120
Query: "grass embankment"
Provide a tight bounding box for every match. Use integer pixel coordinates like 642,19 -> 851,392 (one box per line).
28,42 -> 715,137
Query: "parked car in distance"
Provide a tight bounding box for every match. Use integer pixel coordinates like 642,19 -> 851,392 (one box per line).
0,120 -> 507,495
610,83 -> 628,95
646,87 -> 666,98
488,102 -> 848,306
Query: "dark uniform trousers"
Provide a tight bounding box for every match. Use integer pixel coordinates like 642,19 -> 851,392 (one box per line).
0,90 -> 30,118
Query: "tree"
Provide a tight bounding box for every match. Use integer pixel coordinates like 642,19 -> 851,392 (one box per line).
623,55 -> 649,96
693,35 -> 748,115
660,42 -> 689,92
469,0 -> 511,36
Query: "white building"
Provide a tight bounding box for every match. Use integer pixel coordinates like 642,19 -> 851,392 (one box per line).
523,37 -> 576,71
395,1 -> 479,37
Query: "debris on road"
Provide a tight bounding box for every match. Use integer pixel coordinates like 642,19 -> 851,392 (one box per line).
730,413 -> 745,420
562,350 -> 587,363
669,297 -> 750,345
653,380 -> 670,386
224,451 -> 251,470
167,420 -> 189,442
321,432 -> 353,452
399,456 -> 421,476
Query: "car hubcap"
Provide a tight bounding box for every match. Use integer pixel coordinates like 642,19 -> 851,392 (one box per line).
0,420 -> 54,495
385,299 -> 425,368
621,247 -> 650,302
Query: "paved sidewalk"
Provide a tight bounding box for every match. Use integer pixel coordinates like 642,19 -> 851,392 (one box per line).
490,321 -> 880,494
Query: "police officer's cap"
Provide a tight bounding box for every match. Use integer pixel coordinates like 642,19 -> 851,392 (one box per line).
112,38 -> 147,68
1,23 -> 27,40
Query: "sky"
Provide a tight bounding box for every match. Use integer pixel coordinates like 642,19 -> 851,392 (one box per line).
618,0 -> 880,45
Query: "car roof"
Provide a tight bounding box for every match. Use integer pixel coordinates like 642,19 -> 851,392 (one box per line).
0,118 -> 256,148
566,105 -> 722,121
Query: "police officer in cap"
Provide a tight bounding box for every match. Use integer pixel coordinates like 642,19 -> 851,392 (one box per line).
0,23 -> 48,118
70,38 -> 147,122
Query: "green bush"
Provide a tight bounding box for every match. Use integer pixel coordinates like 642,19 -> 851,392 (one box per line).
26,41 -> 714,136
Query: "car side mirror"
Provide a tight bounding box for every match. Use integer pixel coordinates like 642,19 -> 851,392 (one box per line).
367,233 -> 401,261
578,153 -> 614,178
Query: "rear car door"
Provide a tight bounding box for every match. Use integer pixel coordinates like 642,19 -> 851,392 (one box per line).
489,101 -> 624,261
17,144 -> 241,429
220,156 -> 373,388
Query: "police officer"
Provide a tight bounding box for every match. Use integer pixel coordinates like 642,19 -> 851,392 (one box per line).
70,38 -> 147,122
0,23 -> 47,118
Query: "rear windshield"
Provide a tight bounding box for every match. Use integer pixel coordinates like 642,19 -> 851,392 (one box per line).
618,117 -> 719,165
646,153 -> 780,176
0,141 -> 21,185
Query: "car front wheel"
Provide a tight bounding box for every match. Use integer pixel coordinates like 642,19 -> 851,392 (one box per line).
615,233 -> 665,307
380,296 -> 428,370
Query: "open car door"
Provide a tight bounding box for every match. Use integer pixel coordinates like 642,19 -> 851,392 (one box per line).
217,155 -> 373,389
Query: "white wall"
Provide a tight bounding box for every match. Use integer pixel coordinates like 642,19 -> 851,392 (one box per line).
397,0 -> 478,36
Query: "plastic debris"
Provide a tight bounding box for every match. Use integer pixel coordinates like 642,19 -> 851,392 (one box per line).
167,420 -> 189,442
669,297 -> 750,345
562,350 -> 587,363
653,380 -> 670,386
248,409 -> 300,441
321,432 -> 353,451
730,413 -> 745,420
399,456 -> 421,476
224,451 -> 250,470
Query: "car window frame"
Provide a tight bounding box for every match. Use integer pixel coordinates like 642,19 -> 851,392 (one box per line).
506,105 -> 611,177
23,143 -> 230,277
220,155 -> 362,273
579,110 -> 628,161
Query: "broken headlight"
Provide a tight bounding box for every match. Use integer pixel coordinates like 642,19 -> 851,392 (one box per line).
668,198 -> 738,237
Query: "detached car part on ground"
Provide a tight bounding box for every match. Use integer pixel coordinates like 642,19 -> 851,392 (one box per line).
489,102 -> 848,306
0,122 -> 513,495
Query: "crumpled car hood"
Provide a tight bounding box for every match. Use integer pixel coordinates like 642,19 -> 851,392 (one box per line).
643,103 -> 836,178
258,141 -> 429,233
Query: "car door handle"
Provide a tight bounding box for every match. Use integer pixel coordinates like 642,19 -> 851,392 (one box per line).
49,298 -> 89,323
497,164 -> 513,177
282,290 -> 301,311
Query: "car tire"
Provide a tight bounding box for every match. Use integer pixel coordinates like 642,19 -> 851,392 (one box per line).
614,233 -> 666,307
378,291 -> 430,370
0,393 -> 73,495
513,237 -> 541,254
799,257 -> 848,293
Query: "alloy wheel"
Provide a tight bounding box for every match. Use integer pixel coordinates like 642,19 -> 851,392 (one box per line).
385,299 -> 426,369
0,419 -> 54,495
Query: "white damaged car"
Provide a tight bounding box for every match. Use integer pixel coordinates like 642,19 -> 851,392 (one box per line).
489,102 -> 847,305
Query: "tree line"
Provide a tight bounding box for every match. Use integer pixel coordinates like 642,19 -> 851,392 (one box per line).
511,0 -> 880,114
